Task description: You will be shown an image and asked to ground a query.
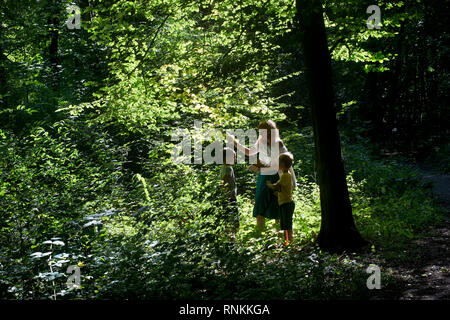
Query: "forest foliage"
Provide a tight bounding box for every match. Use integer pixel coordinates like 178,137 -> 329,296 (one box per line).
0,0 -> 448,299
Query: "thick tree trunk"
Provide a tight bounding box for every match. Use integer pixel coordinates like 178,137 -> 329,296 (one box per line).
296,0 -> 367,252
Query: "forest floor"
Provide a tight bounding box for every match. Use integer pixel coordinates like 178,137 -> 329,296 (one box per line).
389,165 -> 450,300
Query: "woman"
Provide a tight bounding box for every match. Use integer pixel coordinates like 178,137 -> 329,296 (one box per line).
228,120 -> 296,229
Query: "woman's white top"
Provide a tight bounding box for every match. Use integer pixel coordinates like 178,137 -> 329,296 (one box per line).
256,140 -> 297,189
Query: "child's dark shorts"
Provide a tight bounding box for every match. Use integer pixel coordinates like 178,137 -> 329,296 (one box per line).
279,201 -> 295,230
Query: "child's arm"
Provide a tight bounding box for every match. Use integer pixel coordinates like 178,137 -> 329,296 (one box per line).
266,180 -> 280,197
266,180 -> 281,191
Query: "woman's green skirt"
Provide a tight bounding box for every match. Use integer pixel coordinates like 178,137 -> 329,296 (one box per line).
252,172 -> 280,219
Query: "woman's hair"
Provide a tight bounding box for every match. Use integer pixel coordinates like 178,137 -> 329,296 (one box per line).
258,120 -> 280,142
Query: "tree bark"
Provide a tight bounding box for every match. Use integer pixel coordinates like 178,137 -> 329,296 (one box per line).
47,1 -> 60,91
296,0 -> 367,252
385,22 -> 405,135
0,26 -> 8,109
366,70 -> 384,143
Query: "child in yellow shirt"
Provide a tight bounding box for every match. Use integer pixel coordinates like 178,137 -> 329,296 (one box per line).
266,153 -> 295,245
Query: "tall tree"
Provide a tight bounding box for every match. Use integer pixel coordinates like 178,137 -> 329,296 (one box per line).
296,0 -> 367,252
0,24 -> 8,109
46,1 -> 61,90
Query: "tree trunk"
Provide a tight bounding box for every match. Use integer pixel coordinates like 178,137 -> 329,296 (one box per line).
47,3 -> 60,90
0,27 -> 8,109
385,22 -> 405,136
296,0 -> 367,252
366,70 -> 384,143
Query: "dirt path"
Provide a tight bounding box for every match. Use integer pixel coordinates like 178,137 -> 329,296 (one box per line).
396,168 -> 450,300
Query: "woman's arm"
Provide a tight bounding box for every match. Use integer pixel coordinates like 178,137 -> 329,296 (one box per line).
254,158 -> 267,168
227,132 -> 259,157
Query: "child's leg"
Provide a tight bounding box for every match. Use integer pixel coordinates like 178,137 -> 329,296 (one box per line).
283,230 -> 293,245
281,201 -> 294,245
232,203 -> 240,234
280,204 -> 288,244
232,216 -> 240,234
288,201 -> 294,242
225,200 -> 239,237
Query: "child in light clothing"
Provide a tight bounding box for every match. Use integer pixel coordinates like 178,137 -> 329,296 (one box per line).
220,147 -> 239,234
266,152 -> 295,245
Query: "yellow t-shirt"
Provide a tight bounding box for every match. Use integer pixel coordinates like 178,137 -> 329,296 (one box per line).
277,172 -> 293,205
